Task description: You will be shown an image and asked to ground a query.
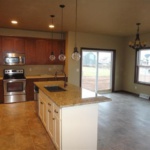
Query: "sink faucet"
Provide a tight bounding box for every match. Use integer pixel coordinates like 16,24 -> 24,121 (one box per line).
54,70 -> 67,88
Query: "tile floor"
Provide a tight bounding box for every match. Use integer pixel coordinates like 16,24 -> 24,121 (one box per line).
0,93 -> 150,150
0,101 -> 56,150
98,92 -> 150,150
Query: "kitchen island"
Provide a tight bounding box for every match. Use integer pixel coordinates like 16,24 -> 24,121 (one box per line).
34,81 -> 111,150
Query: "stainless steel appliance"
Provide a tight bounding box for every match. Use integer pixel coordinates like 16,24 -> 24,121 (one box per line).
3,53 -> 25,65
3,69 -> 26,103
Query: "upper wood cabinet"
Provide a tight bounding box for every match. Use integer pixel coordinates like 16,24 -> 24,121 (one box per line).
2,36 -> 25,54
48,39 -> 65,65
0,36 -> 66,65
35,39 -> 49,64
25,38 -> 36,65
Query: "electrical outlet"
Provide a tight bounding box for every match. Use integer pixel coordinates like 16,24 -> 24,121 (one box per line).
29,68 -> 32,72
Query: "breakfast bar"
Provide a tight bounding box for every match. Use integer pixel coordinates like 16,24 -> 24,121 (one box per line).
34,81 -> 111,150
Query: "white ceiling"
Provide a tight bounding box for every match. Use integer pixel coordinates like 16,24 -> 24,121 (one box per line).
0,0 -> 150,37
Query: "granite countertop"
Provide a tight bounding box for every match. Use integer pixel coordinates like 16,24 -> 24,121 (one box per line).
0,75 -> 65,80
26,75 -> 65,79
34,81 -> 111,108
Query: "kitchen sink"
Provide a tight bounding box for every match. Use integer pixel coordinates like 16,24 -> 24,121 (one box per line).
44,86 -> 66,92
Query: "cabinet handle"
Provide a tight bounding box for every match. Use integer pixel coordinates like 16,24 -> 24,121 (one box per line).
53,118 -> 55,120
54,109 -> 58,113
48,110 -> 51,113
48,103 -> 51,106
40,102 -> 43,104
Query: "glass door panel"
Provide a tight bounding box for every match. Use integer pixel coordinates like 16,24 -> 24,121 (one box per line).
82,51 -> 97,92
81,49 -> 113,93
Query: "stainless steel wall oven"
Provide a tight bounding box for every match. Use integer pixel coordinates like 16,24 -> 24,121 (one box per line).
3,69 -> 26,103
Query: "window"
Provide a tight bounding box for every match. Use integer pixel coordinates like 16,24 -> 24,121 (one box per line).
135,49 -> 150,85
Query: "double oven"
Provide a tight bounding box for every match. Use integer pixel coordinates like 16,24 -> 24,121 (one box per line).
3,69 -> 26,103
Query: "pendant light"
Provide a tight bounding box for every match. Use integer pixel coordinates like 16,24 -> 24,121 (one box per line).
49,15 -> 56,61
72,0 -> 81,61
58,4 -> 66,61
129,23 -> 146,50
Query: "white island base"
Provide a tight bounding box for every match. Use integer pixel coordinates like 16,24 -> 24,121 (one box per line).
61,104 -> 98,150
36,81 -> 111,150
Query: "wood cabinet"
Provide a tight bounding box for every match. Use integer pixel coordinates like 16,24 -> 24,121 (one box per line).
2,36 -> 25,53
35,39 -> 48,64
0,36 -> 65,65
0,80 -> 4,103
50,40 -> 65,64
26,78 -> 47,101
0,37 -> 2,64
25,38 -> 36,64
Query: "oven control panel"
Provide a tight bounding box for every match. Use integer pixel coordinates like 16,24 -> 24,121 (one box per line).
4,69 -> 24,74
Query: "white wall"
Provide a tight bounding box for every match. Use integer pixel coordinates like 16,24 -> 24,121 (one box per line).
66,31 -> 125,91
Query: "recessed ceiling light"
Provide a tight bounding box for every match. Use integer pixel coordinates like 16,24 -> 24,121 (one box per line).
49,24 -> 55,28
11,20 -> 18,24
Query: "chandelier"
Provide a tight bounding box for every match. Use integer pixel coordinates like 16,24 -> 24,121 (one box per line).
129,23 -> 146,50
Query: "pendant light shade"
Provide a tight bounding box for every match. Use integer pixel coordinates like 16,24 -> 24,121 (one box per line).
129,23 -> 146,50
72,0 -> 81,61
58,4 -> 66,61
49,15 -> 56,61
71,47 -> 80,61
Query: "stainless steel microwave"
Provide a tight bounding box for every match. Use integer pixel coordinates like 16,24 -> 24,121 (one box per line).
3,53 -> 25,65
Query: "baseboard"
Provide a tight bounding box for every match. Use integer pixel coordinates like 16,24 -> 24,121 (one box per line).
113,90 -> 139,97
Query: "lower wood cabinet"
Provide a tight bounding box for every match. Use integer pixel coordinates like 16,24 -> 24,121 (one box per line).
0,79 -> 4,103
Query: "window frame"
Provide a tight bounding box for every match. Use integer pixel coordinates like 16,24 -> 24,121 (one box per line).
135,48 -> 150,86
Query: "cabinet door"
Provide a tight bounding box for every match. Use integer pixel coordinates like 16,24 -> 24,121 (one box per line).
25,38 -> 36,64
53,40 -> 65,65
0,80 -> 4,103
2,37 -> 24,53
0,36 -> 2,64
35,39 -> 48,64
14,38 -> 25,53
39,97 -> 44,120
53,104 -> 60,149
47,107 -> 54,140
39,96 -> 47,127
2,37 -> 14,53
26,79 -> 35,101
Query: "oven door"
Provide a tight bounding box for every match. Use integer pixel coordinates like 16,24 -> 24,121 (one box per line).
3,79 -> 26,103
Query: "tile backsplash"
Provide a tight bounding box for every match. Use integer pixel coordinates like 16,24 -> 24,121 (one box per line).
0,65 -> 64,76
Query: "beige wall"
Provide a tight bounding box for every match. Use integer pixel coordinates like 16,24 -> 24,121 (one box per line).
123,34 -> 150,95
66,31 -> 125,90
2,28 -> 148,95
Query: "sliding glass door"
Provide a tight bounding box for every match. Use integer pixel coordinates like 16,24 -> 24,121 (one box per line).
81,49 -> 114,93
